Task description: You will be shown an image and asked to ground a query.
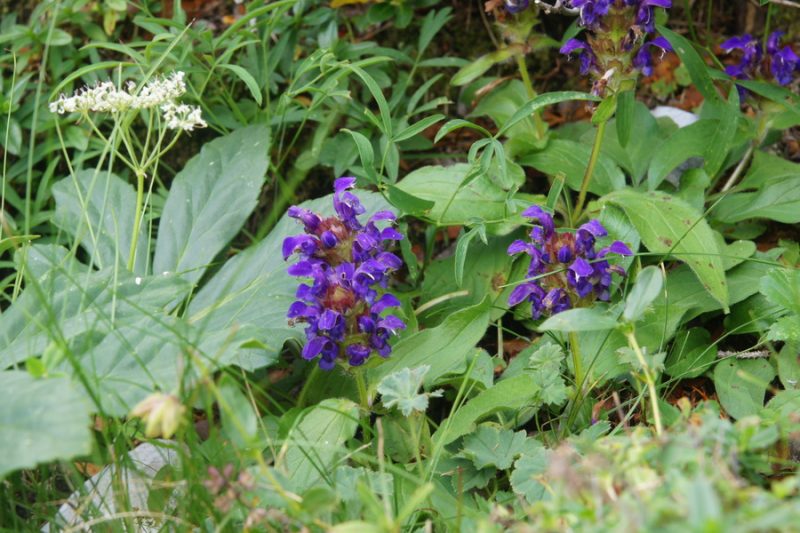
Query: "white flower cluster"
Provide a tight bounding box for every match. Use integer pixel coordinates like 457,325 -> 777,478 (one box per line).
161,102 -> 207,131
49,71 -> 206,132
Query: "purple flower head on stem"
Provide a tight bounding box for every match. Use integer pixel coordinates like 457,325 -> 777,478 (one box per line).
284,179 -> 406,369
507,205 -> 632,319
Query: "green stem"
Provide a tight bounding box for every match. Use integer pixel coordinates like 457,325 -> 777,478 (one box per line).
573,118 -> 608,225
569,331 -> 583,394
355,368 -> 370,411
128,170 -> 145,271
296,365 -> 320,408
515,54 -> 546,140
625,330 -> 663,436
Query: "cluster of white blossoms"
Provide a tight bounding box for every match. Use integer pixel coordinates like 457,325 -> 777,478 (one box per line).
49,71 -> 206,131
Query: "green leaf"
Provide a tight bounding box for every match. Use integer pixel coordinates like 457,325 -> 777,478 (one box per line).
345,64 -> 393,136
657,25 -> 722,108
218,374 -> 259,449
460,426 -> 531,470
646,119 -> 719,190
0,371 -> 92,479
451,47 -> 520,86
539,307 -> 619,332
0,266 -> 191,370
378,366 -> 441,417
603,190 -> 729,310
526,343 -> 568,405
454,225 -> 485,287
759,268 -> 800,315
714,179 -> 800,224
432,373 -> 540,446
615,90 -> 634,147
497,91 -> 598,138
281,399 -> 359,492
592,94 -> 617,125
52,170 -> 148,274
623,266 -> 664,323
154,125 -> 270,285
385,184 -> 435,216
520,140 -> 625,195
393,114 -> 445,143
664,327 -> 718,379
600,101 -> 662,184
343,129 -> 379,184
510,443 -> 549,503
218,64 -> 263,105
394,164 -> 521,226
713,358 -> 775,419
434,119 -> 491,144
368,298 -> 492,391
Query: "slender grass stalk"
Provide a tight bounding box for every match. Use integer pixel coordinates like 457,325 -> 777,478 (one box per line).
569,331 -> 584,395
515,54 -> 547,140
625,329 -> 664,436
573,118 -> 608,224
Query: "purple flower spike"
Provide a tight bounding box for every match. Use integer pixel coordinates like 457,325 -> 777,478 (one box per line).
507,205 -> 632,319
284,180 -> 406,370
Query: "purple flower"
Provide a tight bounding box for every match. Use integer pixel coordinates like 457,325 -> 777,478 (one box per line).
721,30 -> 799,94
284,178 -> 406,369
561,0 -> 672,93
504,0 -> 530,13
633,36 -> 673,76
507,206 -> 632,319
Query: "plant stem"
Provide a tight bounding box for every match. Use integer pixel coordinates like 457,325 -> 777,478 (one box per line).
354,368 -> 370,411
515,54 -> 546,140
568,331 -> 583,394
573,118 -> 608,225
296,365 -> 320,408
624,330 -> 663,436
127,170 -> 145,271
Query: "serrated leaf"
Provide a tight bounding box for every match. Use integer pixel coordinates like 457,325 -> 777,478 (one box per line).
378,366 -> 441,417
713,358 -> 775,419
460,426 -> 530,470
510,443 -> 549,503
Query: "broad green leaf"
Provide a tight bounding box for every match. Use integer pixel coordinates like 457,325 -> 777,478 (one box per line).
395,164 -> 523,226
623,266 -> 664,323
433,373 -> 540,446
603,190 -> 729,310
368,298 -> 492,390
738,151 -> 800,190
454,225 -> 484,287
646,119 -> 719,189
520,140 -> 625,195
599,102 -> 662,184
0,265 -> 191,369
539,307 -> 619,332
714,178 -> 800,224
189,192 -> 392,371
459,426 -> 532,470
419,235 -> 513,327
472,80 -> 536,142
280,399 -> 359,492
713,358 -> 775,419
0,371 -> 92,479
52,170 -> 147,274
153,125 -> 270,285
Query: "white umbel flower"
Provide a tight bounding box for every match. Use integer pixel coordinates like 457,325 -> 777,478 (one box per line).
161,102 -> 207,131
50,71 -> 189,114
